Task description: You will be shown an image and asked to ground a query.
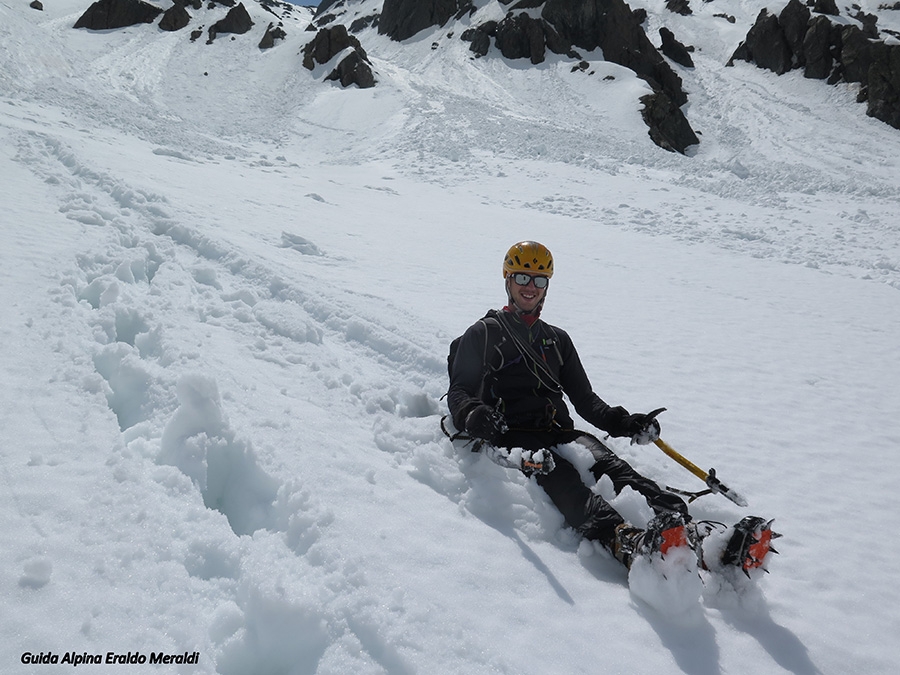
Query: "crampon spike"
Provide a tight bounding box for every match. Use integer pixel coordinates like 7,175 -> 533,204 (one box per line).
722,516 -> 780,572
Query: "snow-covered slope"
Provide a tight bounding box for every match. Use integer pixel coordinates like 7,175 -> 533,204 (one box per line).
2,0 -> 899,673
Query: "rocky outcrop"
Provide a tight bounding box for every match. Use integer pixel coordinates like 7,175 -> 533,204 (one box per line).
461,22 -> 496,58
379,0 -> 472,42
495,13 -> 547,65
813,0 -> 839,15
729,8 -> 793,75
312,0 -> 697,150
159,2 -> 190,32
541,0 -> 689,107
659,27 -> 693,68
641,91 -> 699,153
207,2 -> 253,43
665,0 -> 691,16
258,22 -> 287,49
302,25 -> 375,89
866,41 -> 900,128
325,50 -> 376,89
729,1 -> 900,130
74,0 -> 162,30
802,15 -> 835,79
459,0 -> 697,152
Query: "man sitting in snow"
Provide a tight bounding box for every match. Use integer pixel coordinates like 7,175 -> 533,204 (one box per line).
447,241 -> 775,572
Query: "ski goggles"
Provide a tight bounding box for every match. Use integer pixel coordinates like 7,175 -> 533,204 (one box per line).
511,273 -> 549,289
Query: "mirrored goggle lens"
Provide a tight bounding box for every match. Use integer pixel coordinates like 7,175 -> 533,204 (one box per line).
512,273 -> 549,288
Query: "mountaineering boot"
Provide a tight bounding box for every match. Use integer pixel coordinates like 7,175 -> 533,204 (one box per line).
613,512 -> 691,569
721,516 -> 780,576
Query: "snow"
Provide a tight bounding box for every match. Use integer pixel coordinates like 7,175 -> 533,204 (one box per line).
2,0 -> 900,673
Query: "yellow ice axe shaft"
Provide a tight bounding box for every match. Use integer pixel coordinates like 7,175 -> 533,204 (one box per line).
654,438 -> 749,507
654,438 -> 708,481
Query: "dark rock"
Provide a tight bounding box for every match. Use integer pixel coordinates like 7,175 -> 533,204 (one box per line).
866,41 -> 900,128
303,25 -> 375,88
841,24 -> 875,83
778,0 -> 810,67
207,2 -> 253,43
216,2 -> 252,33
812,0 -> 839,16
379,0 -> 468,42
665,0 -> 691,16
480,20 -> 499,36
495,13 -> 546,64
325,49 -> 376,88
542,0 -> 689,106
852,11 -> 879,39
259,22 -> 286,49
461,26 -> 492,57
30,0 -> 43,10
159,3 -> 191,31
731,2 -> 900,132
74,0 -> 163,30
731,9 -> 793,75
315,13 -> 337,27
303,24 -> 363,69
802,15 -> 834,78
349,15 -> 378,33
640,91 -> 698,153
457,0 -> 697,152
543,22 -> 574,57
454,4 -> 475,20
633,8 -> 647,24
659,27 -> 693,68
728,41 -> 749,65
313,0 -> 340,17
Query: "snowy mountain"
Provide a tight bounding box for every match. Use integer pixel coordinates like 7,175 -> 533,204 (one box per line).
2,0 -> 900,673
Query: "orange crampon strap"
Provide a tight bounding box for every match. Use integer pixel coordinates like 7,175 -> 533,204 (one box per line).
745,527 -> 775,570
658,525 -> 689,555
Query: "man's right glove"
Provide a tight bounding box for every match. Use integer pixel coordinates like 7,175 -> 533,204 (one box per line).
622,407 -> 666,445
465,404 -> 508,443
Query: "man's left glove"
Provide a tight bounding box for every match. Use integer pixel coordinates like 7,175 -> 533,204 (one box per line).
465,404 -> 508,443
623,407 -> 666,445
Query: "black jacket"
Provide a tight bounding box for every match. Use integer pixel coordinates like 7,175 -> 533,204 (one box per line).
447,310 -> 629,438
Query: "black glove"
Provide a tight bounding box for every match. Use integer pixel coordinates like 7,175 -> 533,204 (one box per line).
623,407 -> 666,445
465,404 -> 507,443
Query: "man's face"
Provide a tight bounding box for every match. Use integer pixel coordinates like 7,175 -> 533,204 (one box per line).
508,273 -> 548,313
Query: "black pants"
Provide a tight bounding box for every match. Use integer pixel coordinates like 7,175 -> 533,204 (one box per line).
501,430 -> 688,549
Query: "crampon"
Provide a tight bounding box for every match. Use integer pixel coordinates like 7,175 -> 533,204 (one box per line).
721,516 -> 781,576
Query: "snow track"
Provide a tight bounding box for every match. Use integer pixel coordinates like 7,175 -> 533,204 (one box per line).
6,123 -> 468,672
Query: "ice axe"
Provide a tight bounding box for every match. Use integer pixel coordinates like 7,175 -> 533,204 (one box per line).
654,437 -> 749,507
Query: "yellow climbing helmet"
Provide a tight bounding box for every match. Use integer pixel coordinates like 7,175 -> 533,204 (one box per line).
502,241 -> 554,279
